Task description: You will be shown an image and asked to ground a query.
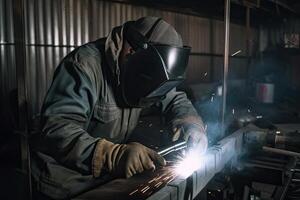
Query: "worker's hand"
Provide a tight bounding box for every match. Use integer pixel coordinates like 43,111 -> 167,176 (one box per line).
92,139 -> 166,178
172,124 -> 208,154
184,127 -> 208,154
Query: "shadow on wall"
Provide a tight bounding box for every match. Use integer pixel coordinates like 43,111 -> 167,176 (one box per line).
0,89 -> 27,200
0,89 -> 20,163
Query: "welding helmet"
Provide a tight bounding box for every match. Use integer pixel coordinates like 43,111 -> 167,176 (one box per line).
120,19 -> 191,107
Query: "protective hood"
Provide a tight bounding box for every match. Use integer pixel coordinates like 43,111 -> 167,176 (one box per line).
105,24 -> 124,85
105,17 -> 191,107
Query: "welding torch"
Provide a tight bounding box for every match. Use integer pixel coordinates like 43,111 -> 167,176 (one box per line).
157,140 -> 187,157
157,125 -> 208,157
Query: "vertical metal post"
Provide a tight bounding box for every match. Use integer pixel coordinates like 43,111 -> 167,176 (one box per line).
209,17 -> 215,82
246,7 -> 250,57
13,0 -> 32,199
221,0 -> 230,138
245,7 -> 252,96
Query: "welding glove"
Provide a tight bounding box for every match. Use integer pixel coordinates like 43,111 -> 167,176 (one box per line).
92,139 -> 166,178
171,118 -> 208,154
183,125 -> 208,154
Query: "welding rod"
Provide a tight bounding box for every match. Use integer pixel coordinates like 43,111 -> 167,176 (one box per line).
157,141 -> 187,157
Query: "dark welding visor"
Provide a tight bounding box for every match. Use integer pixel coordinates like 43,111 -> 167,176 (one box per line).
121,43 -> 191,107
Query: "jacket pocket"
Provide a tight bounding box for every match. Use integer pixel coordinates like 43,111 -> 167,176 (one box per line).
93,102 -> 121,123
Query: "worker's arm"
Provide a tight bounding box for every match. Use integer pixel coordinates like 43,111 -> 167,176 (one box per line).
161,88 -> 208,152
35,58 -> 165,178
36,60 -> 100,175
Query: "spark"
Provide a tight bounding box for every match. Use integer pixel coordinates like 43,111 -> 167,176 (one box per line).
128,148 -> 207,197
232,109 -> 235,115
141,186 -> 150,193
154,182 -> 163,188
128,172 -> 177,197
231,50 -> 242,56
148,178 -> 155,184
129,189 -> 138,196
166,179 -> 174,184
174,149 -> 205,178
256,115 -> 262,119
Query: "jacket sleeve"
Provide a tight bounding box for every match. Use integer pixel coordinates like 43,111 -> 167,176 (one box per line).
37,60 -> 100,175
161,88 -> 205,132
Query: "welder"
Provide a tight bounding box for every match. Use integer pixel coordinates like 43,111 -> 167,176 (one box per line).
31,17 -> 208,199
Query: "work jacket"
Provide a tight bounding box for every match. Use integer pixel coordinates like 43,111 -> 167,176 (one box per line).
31,36 -> 203,199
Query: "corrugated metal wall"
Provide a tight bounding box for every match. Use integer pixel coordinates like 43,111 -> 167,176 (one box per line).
0,0 -> 16,132
0,0 -> 257,118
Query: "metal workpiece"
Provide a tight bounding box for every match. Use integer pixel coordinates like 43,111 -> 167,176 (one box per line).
145,186 -> 177,200
74,126 -> 248,200
146,126 -> 246,200
167,174 -> 194,200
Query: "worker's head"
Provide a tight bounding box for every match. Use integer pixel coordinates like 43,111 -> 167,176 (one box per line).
119,17 -> 184,64
117,17 -> 191,107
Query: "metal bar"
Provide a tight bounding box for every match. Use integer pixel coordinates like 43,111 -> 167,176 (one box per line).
243,162 -> 283,171
221,0 -> 231,138
248,159 -> 286,168
279,157 -> 297,200
12,0 -> 32,199
291,179 -> 300,182
252,156 -> 287,164
290,168 -> 300,172
245,6 -> 252,91
263,146 -> 300,158
279,172 -> 293,200
209,17 -> 214,82
246,6 -> 250,57
242,186 -> 250,200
